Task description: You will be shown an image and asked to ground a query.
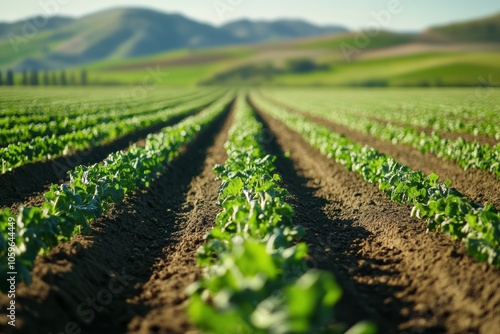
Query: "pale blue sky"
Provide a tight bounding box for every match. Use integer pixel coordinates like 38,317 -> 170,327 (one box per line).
1,0 -> 499,31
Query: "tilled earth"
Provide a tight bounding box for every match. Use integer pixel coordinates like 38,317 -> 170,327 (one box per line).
1,98 -> 499,334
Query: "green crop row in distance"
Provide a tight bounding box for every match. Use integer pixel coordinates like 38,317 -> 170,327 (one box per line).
0,91 -> 226,174
0,88 -> 200,119
265,88 -> 500,140
188,94 -> 376,334
0,93 -> 234,292
261,93 -> 500,180
0,89 -> 215,146
250,92 -> 500,267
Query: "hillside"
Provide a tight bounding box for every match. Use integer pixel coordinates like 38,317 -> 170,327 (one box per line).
71,30 -> 499,88
3,9 -> 500,87
0,16 -> 74,38
0,7 -> 348,70
423,12 -> 500,42
220,19 -> 347,42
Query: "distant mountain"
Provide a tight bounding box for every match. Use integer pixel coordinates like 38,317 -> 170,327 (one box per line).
221,19 -> 348,42
422,12 -> 500,42
0,7 -> 348,70
0,16 -> 74,38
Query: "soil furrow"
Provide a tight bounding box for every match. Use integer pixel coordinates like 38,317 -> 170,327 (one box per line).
0,111 -> 201,213
0,104 -> 232,334
125,107 -> 232,334
367,115 -> 498,147
436,129 -> 499,147
252,101 -> 500,334
264,97 -> 500,209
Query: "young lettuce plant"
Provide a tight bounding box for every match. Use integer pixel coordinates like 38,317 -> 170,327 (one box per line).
188,94 -> 376,334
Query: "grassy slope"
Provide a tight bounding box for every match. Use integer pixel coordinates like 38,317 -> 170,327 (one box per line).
298,31 -> 414,49
89,64 -> 216,86
5,13 -> 500,87
424,13 -> 500,42
272,52 -> 500,86
10,39 -> 500,87
89,43 -> 500,86
0,8 -> 227,71
0,31 -> 64,68
57,47 -> 500,87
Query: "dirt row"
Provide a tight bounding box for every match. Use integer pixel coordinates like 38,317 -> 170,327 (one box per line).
0,110 -> 201,213
0,106 -> 232,334
262,95 -> 500,209
367,114 -> 499,148
251,100 -> 500,334
1,95 -> 499,334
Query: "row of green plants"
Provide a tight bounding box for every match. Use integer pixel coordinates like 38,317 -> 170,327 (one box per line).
0,91 -> 225,174
251,93 -> 500,267
0,90 -> 201,129
0,87 -> 209,127
0,89 -> 214,146
347,102 -> 500,141
187,95 -> 375,334
365,123 -> 500,179
391,113 -> 500,141
262,94 -> 500,179
265,89 -> 500,140
359,103 -> 500,141
0,89 -> 165,119
0,93 -> 234,292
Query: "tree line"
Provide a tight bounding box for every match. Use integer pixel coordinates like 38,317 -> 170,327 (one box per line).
0,69 -> 88,86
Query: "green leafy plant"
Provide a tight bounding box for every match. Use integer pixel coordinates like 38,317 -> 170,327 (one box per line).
0,89 -> 214,146
188,94 -> 376,334
0,93 -> 234,291
251,92 -> 500,267
0,90 -> 224,174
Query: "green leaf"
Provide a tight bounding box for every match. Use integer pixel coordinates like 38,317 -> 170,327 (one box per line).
222,178 -> 245,197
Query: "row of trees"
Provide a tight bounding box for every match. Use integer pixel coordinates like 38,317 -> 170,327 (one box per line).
0,69 -> 88,86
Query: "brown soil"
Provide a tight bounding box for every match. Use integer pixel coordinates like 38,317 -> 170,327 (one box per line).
0,106 -> 232,334
251,99 -> 500,334
263,96 -> 500,209
2,92 -> 500,334
126,109 -> 232,334
368,115 -> 499,147
0,111 -> 199,213
437,130 -> 499,147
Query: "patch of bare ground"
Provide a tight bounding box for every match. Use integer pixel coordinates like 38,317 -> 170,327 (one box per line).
250,96 -> 500,334
367,115 -> 498,147
0,110 -> 202,213
0,105 -> 232,334
126,107 -> 232,334
263,96 -> 500,209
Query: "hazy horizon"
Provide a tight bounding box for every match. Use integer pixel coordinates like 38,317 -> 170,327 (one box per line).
1,0 -> 499,31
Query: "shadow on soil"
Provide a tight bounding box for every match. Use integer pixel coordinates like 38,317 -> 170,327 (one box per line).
0,109 -> 204,210
2,103 -> 232,334
252,102 -> 414,334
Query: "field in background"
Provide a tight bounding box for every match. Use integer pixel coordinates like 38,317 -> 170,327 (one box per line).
82,35 -> 500,87
1,86 -> 499,333
3,12 -> 500,87
1,7 -> 500,334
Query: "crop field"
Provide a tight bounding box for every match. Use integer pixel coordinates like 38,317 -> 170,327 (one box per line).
0,87 -> 499,334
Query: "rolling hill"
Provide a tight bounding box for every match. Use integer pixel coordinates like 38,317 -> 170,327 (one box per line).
0,16 -> 74,38
0,7 -> 347,71
2,9 -> 500,88
423,12 -> 500,43
220,19 -> 347,42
